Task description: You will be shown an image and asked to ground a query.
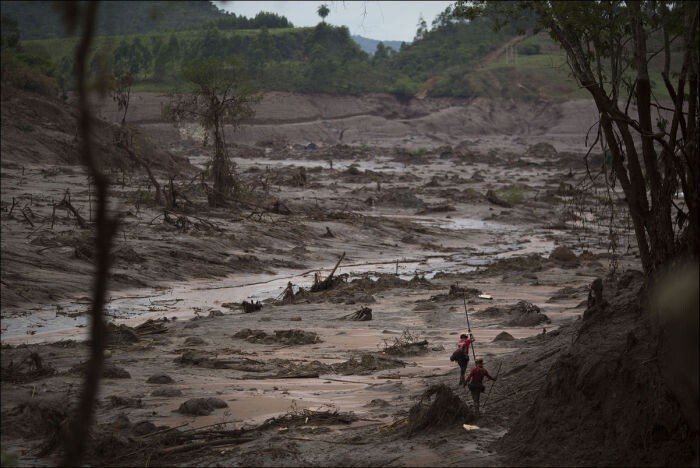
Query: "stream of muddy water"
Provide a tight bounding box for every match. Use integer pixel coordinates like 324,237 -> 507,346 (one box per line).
0,213 -> 563,345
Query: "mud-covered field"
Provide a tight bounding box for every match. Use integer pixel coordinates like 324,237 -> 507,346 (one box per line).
1,89 -> 648,466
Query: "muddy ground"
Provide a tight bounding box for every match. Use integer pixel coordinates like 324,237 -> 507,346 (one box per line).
1,88 -> 645,466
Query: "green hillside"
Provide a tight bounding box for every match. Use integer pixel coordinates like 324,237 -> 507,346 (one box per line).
0,1 -> 225,40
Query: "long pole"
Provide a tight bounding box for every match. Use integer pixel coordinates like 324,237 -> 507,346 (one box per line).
482,360 -> 503,412
463,296 -> 477,362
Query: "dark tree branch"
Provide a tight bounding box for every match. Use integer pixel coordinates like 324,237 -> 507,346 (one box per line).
61,2 -> 119,466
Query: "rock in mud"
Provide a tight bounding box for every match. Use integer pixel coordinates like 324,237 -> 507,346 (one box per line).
486,189 -> 513,208
177,350 -> 230,368
477,301 -> 550,327
184,336 -> 207,346
177,397 -> 228,416
151,387 -> 183,398
108,395 -> 142,408
525,142 -> 558,158
147,374 -> 174,384
549,246 -> 578,263
132,420 -> 158,436
106,323 -> 139,346
69,362 -> 131,379
208,309 -> 224,317
493,331 -> 516,341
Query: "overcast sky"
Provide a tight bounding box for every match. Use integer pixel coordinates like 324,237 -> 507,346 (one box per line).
213,1 -> 454,42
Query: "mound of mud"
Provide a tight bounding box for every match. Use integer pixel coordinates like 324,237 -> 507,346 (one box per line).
477,301 -> 549,327
430,284 -> 482,302
106,323 -> 140,346
549,245 -> 579,264
524,142 -> 558,159
497,270 -> 699,466
177,397 -> 228,416
4,397 -> 68,438
407,384 -> 474,436
376,187 -> 426,209
493,331 -> 516,342
333,354 -> 405,375
68,362 -> 131,379
482,254 -> 546,275
233,329 -> 322,345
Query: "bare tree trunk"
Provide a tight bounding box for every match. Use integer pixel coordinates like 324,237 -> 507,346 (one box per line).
61,2 -> 119,466
210,115 -> 230,207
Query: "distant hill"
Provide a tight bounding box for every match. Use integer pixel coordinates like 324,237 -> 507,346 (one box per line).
351,35 -> 403,55
1,1 -> 224,40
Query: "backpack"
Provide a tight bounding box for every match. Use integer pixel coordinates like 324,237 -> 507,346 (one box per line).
449,348 -> 464,362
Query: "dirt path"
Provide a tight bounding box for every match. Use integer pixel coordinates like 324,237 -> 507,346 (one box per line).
477,35 -> 527,69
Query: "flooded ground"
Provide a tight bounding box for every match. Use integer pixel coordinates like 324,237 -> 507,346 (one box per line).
1,90 -> 640,466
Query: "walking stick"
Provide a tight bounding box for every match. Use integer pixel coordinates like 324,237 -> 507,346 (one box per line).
481,360 -> 503,412
463,296 -> 477,362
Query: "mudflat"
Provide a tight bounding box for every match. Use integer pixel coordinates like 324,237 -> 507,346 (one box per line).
1,90 -> 639,466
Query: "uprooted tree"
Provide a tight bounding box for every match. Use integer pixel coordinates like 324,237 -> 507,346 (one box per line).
455,0 -> 699,276
165,56 -> 260,207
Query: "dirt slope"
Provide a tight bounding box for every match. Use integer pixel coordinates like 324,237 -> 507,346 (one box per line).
498,270 -> 699,466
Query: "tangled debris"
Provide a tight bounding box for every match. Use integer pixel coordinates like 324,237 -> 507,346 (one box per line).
406,384 -> 474,436
338,306 -> 373,321
382,329 -> 429,356
1,352 -> 56,383
256,408 -> 358,431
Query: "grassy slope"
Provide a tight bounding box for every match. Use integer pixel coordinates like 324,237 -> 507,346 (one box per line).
466,32 -> 674,101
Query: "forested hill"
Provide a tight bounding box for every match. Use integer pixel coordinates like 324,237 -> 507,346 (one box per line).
351,35 -> 403,55
12,2 -> 672,101
1,1 -> 225,40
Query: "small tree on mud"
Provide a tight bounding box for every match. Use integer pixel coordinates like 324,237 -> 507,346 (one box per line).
455,1 -> 699,276
166,56 -> 259,207
111,70 -> 133,126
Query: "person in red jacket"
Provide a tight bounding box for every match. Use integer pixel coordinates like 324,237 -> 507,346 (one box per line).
451,332 -> 474,387
465,357 -> 496,416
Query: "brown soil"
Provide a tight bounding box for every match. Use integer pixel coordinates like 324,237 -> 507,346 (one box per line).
2,85 -> 696,466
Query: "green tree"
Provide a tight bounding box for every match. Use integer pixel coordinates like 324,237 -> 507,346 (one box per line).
166,57 -> 260,207
317,4 -> 330,23
456,1 -> 699,275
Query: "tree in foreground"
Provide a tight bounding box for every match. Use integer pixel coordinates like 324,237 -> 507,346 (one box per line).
455,1 -> 699,276
166,56 -> 259,207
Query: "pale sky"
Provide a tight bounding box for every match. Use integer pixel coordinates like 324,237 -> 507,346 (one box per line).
213,1 -> 454,42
